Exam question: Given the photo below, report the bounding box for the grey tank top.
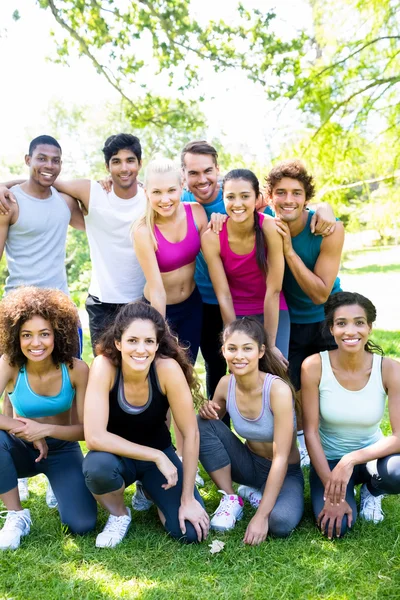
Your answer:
[226,373,296,442]
[5,185,70,295]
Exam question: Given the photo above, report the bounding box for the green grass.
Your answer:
[341,263,400,275]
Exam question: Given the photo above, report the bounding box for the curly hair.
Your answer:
[96,301,205,408]
[0,287,79,368]
[265,159,315,202]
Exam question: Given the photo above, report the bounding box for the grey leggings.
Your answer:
[198,417,304,537]
[310,455,400,537]
[0,431,97,534]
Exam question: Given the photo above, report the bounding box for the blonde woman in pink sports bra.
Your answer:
[133,157,208,365]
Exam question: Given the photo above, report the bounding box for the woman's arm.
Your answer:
[243,379,294,545]
[133,224,167,317]
[262,217,284,351]
[201,229,236,326]
[0,357,25,432]
[301,354,333,486]
[198,376,228,420]
[159,358,209,540]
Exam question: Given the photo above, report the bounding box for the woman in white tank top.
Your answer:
[302,292,400,539]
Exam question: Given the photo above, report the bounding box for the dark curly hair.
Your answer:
[0,287,79,368]
[324,291,383,355]
[265,159,315,202]
[96,301,204,408]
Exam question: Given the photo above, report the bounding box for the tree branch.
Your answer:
[316,170,400,200]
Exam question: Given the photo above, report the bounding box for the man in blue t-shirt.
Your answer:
[266,159,345,390]
[180,141,226,399]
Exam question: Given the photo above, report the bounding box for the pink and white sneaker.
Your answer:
[210,490,244,532]
[237,485,263,509]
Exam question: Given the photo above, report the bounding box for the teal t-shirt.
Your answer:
[282,211,341,324]
[181,187,226,304]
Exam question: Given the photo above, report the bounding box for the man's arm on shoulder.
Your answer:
[53,179,91,211]
[60,193,86,231]
[285,222,344,305]
[0,211,13,260]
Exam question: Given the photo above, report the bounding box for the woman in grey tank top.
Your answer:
[198,317,303,544]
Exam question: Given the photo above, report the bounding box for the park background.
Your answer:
[0,0,399,598]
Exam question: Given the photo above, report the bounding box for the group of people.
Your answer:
[0,133,398,551]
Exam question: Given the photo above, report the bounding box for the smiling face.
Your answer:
[223,178,257,223]
[270,177,307,223]
[222,330,264,376]
[115,319,159,372]
[145,170,182,218]
[25,144,62,189]
[106,148,141,191]
[19,315,55,362]
[330,304,372,352]
[182,153,219,204]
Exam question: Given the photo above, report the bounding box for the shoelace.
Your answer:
[103,514,129,534]
[363,494,384,514]
[213,490,239,516]
[0,510,31,530]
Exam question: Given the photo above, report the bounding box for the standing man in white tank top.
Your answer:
[50,134,146,349]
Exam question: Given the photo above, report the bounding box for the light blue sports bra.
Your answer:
[9,363,75,418]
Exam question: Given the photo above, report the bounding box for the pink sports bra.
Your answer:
[154,204,201,273]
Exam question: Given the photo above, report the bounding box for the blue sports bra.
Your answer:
[8,363,75,418]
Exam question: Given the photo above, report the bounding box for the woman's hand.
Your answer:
[198,400,220,420]
[318,499,353,539]
[10,418,49,442]
[98,177,113,193]
[271,346,289,369]
[324,456,354,505]
[310,207,336,237]
[208,212,227,234]
[179,498,210,541]
[33,438,48,463]
[155,453,178,490]
[243,513,269,546]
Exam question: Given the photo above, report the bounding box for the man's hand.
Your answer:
[207,212,227,234]
[274,217,294,256]
[0,186,17,215]
[179,498,210,541]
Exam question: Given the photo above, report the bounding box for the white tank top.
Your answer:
[85,181,146,303]
[319,351,386,460]
[5,185,70,295]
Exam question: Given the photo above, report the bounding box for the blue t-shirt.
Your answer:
[181,187,225,304]
[282,211,341,324]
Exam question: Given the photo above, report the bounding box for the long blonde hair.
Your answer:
[132,157,182,250]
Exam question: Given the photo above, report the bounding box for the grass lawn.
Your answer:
[1,330,400,599]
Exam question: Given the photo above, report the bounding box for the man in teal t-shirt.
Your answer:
[266,159,345,391]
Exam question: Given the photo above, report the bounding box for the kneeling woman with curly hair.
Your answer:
[0,287,97,551]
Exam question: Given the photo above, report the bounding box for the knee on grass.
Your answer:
[62,511,97,535]
[269,513,299,538]
[166,520,201,544]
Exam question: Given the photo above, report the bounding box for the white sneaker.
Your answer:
[95,508,132,548]
[0,509,31,550]
[210,491,244,532]
[46,482,58,509]
[237,485,263,509]
[17,478,29,502]
[131,482,153,511]
[299,447,310,468]
[359,484,384,523]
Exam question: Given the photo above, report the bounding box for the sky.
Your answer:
[0,0,311,176]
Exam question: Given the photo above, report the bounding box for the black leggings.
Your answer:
[310,454,400,536]
[0,432,97,534]
[83,445,205,544]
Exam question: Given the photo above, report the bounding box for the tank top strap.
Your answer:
[226,374,236,413]
[219,219,230,257]
[262,373,278,415]
[370,353,386,395]
[319,350,334,382]
[60,362,73,395]
[184,203,197,234]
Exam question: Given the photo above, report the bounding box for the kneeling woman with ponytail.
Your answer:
[83,302,209,548]
[198,318,303,544]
